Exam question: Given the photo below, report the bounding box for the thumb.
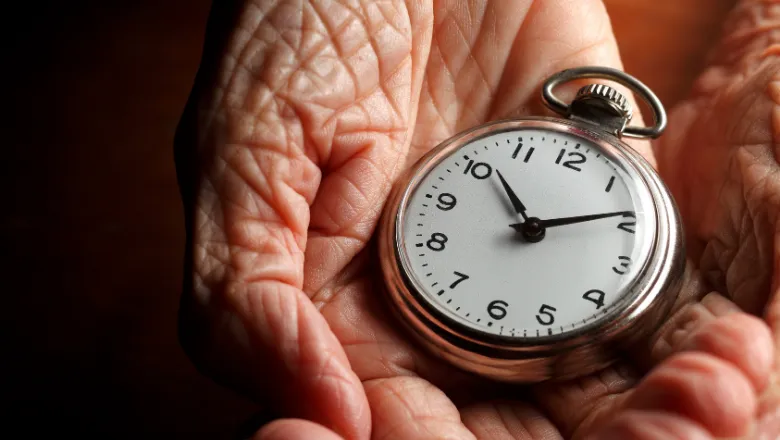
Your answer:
[254,420,345,440]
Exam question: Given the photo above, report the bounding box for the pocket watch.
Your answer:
[378,67,684,382]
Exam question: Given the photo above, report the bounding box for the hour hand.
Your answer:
[495,170,529,222]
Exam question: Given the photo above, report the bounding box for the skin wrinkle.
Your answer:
[408,1,532,164]
[353,2,405,121]
[204,1,269,136]
[229,4,287,113]
[367,378,471,440]
[446,5,494,122]
[532,367,635,439]
[697,79,778,312]
[214,0,416,298]
[481,0,535,120]
[305,3,368,118]
[650,294,737,362]
[317,276,420,380]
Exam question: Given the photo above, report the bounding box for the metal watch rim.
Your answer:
[378,117,683,381]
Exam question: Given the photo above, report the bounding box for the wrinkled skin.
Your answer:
[174,1,780,439]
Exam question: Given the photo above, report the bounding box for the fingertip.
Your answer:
[682,312,774,391]
[254,419,345,440]
[246,287,371,440]
[626,352,756,437]
[591,411,712,440]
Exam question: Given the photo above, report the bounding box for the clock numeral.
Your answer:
[436,193,457,211]
[535,304,557,326]
[426,232,448,251]
[617,213,636,234]
[605,176,616,192]
[582,289,606,309]
[613,256,631,274]
[463,159,493,179]
[554,148,586,172]
[512,143,535,162]
[449,271,469,289]
[487,300,508,320]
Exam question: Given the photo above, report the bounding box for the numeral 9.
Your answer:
[436,193,457,211]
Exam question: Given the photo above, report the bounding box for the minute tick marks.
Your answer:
[401,126,648,342]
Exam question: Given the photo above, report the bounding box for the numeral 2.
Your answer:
[617,213,636,234]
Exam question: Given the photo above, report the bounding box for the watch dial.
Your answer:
[399,127,656,340]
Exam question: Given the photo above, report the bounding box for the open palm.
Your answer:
[175,1,780,439]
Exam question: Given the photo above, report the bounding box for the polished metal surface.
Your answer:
[542,66,667,139]
[378,117,684,383]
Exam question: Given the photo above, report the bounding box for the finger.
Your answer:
[588,411,711,440]
[531,266,712,438]
[623,352,756,438]
[638,290,740,368]
[680,312,774,391]
[460,401,562,440]
[254,419,344,440]
[532,292,770,438]
[364,376,477,440]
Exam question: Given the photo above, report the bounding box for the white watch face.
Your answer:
[398,125,657,341]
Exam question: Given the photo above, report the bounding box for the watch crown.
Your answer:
[574,84,633,121]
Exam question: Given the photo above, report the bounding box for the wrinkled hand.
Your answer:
[174,1,780,439]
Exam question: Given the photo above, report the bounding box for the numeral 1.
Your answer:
[605,176,616,192]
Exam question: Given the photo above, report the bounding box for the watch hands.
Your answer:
[509,211,634,231]
[495,169,529,222]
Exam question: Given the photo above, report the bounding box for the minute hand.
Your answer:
[510,211,634,229]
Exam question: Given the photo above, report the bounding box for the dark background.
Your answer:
[3,0,733,437]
